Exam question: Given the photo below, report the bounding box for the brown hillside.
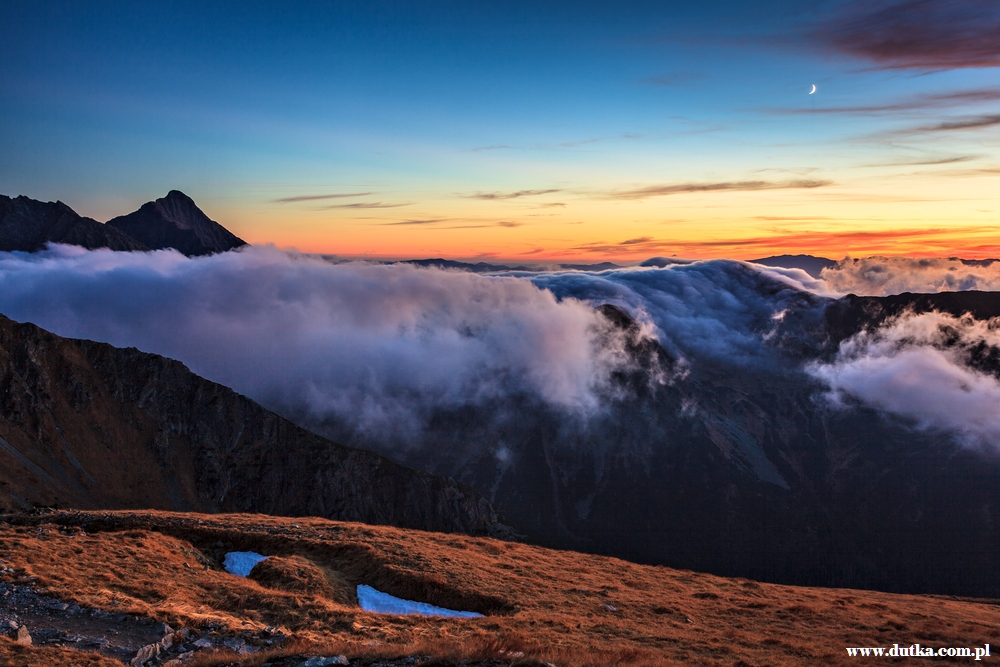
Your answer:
[2,510,998,667]
[0,314,514,539]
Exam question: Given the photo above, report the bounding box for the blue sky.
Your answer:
[2,1,998,259]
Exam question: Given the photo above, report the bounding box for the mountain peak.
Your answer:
[108,191,247,256]
[0,194,147,252]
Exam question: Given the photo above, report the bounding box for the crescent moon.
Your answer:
[809,84,817,94]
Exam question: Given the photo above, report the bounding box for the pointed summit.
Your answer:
[107,190,246,256]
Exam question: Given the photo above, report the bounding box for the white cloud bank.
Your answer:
[2,244,998,450]
[0,245,650,439]
[808,311,1000,448]
[821,256,1000,296]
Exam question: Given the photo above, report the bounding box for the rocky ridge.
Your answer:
[0,191,245,257]
[0,195,147,253]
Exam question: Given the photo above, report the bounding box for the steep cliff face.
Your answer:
[0,196,147,252]
[106,190,246,256]
[0,314,515,539]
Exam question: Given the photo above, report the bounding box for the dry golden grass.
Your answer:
[2,510,999,666]
[0,635,122,666]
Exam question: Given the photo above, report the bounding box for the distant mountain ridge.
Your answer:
[749,254,837,278]
[0,191,245,257]
[0,195,146,253]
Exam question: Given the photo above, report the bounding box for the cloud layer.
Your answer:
[809,311,1000,448]
[821,256,1000,295]
[2,245,998,452]
[820,0,1000,70]
[0,245,644,440]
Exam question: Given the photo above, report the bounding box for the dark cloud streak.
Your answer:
[467,189,561,200]
[319,202,410,210]
[608,179,831,200]
[273,192,373,203]
[819,0,1000,70]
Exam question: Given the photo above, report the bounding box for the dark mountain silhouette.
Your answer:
[0,314,515,539]
[395,258,531,272]
[0,195,147,253]
[749,254,837,278]
[106,190,246,256]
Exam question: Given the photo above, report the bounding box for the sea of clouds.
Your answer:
[0,245,998,449]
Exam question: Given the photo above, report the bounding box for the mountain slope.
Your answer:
[106,190,246,256]
[3,510,999,667]
[0,195,147,252]
[0,314,513,538]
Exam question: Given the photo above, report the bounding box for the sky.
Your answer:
[1,0,998,262]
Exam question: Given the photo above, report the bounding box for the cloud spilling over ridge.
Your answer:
[808,312,1000,448]
[0,246,832,440]
[524,261,831,365]
[821,256,1000,295]
[0,245,646,439]
[819,0,1000,70]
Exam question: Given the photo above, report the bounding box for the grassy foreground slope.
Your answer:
[1,510,998,667]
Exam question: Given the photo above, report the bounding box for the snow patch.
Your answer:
[356,584,483,618]
[223,551,268,577]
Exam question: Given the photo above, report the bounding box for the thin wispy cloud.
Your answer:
[771,88,1000,116]
[273,192,373,203]
[468,134,641,153]
[570,226,993,255]
[441,221,523,229]
[818,0,1000,70]
[319,202,411,210]
[383,219,446,226]
[607,179,831,200]
[467,189,561,200]
[917,115,1000,132]
[862,155,979,167]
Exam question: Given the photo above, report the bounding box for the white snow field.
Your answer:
[223,551,269,577]
[356,584,483,618]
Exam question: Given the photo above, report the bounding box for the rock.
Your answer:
[602,604,617,612]
[130,642,161,666]
[175,627,192,640]
[222,637,246,651]
[15,625,31,645]
[0,619,17,631]
[192,637,214,649]
[155,621,173,635]
[161,632,176,650]
[297,657,349,667]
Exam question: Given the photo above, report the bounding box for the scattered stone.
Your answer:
[602,604,617,612]
[297,657,349,667]
[15,624,31,645]
[130,642,161,666]
[222,636,247,652]
[0,619,17,631]
[192,637,214,649]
